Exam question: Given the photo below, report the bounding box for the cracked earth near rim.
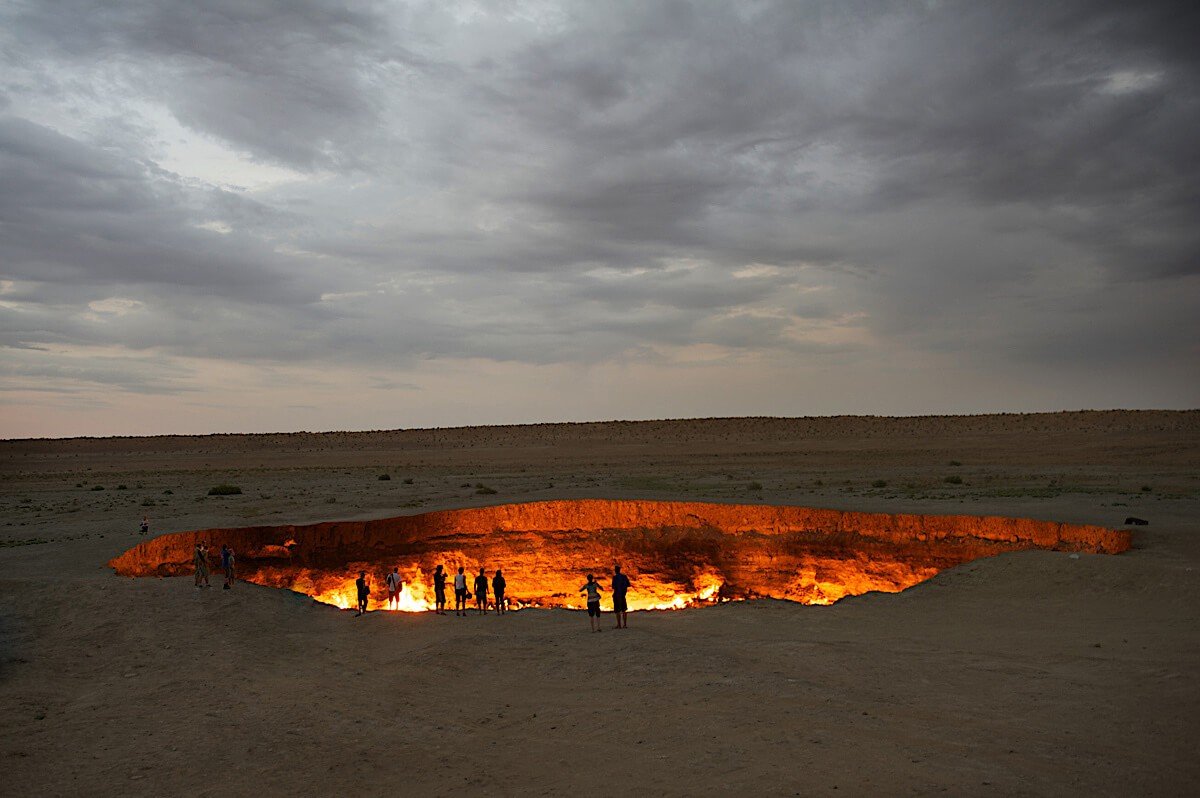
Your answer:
[1,411,1198,796]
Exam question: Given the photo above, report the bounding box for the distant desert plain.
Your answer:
[1,411,1198,796]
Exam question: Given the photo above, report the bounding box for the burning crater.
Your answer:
[110,500,1130,611]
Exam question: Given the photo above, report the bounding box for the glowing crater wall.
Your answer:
[109,500,1131,611]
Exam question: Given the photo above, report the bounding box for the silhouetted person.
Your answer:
[474,567,489,614]
[433,565,447,615]
[194,542,210,588]
[612,565,631,629]
[355,571,369,616]
[221,545,235,589]
[386,566,402,610]
[454,567,469,616]
[580,574,604,632]
[492,569,507,615]
[139,516,149,535]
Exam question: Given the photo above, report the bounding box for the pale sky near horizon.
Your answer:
[2,1,1198,438]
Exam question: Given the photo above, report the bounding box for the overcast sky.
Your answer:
[1,0,1197,437]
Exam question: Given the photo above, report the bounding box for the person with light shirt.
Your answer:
[385,567,402,610]
[453,567,469,616]
[579,574,604,632]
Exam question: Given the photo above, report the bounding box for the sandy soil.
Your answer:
[1,411,1198,796]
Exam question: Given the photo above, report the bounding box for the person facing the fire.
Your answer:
[453,566,469,616]
[385,567,402,610]
[355,571,369,616]
[473,567,489,614]
[580,574,604,632]
[492,569,506,615]
[433,565,447,615]
[612,565,631,629]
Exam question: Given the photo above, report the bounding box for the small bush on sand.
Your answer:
[944,475,963,485]
[746,481,763,492]
[116,484,128,490]
[872,479,888,488]
[91,485,105,491]
[378,473,391,481]
[948,460,962,467]
[1141,485,1152,492]
[207,484,243,496]
[475,485,498,495]
[403,477,414,484]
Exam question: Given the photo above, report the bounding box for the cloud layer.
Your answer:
[2,0,1197,435]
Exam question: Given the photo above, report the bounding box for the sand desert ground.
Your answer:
[1,411,1198,796]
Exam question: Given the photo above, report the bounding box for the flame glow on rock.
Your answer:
[109,500,1131,612]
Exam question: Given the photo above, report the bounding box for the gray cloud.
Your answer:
[0,0,1197,426]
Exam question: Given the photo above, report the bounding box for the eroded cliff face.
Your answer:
[109,499,1131,610]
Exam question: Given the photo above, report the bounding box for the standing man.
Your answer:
[579,574,604,633]
[385,567,403,610]
[139,516,150,535]
[355,571,369,616]
[221,545,236,590]
[492,569,507,615]
[611,565,632,629]
[473,567,489,615]
[453,566,469,616]
[433,565,447,615]
[194,542,210,588]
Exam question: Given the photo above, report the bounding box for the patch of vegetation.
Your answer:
[378,473,391,481]
[141,499,155,507]
[746,481,763,492]
[872,480,888,488]
[91,485,104,491]
[948,460,962,467]
[1,538,50,548]
[325,496,337,503]
[944,475,963,485]
[475,484,498,495]
[162,489,173,495]
[1141,485,1153,492]
[403,477,414,484]
[207,484,243,496]
[116,484,128,490]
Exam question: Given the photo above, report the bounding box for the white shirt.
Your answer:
[386,572,401,590]
[454,573,467,590]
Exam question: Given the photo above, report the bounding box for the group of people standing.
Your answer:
[192,542,237,590]
[351,563,633,629]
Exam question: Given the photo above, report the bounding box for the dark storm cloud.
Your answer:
[0,0,1197,402]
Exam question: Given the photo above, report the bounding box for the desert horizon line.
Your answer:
[3,407,1196,444]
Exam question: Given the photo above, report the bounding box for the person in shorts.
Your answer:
[453,567,469,616]
[385,567,402,610]
[473,567,489,615]
[355,571,369,616]
[611,565,632,629]
[579,574,604,633]
[492,569,506,615]
[433,565,447,615]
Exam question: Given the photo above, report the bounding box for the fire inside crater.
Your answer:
[109,500,1131,611]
